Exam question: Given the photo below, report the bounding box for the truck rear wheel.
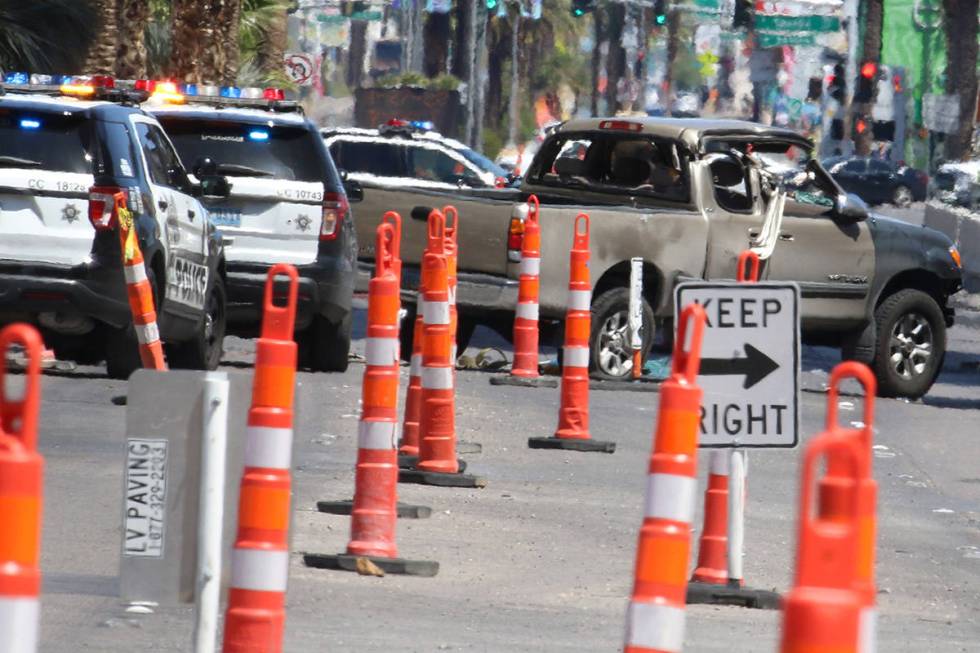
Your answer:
[588,287,655,380]
[870,288,945,399]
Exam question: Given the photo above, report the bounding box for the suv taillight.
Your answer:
[321,191,349,240]
[88,186,123,230]
[507,202,529,262]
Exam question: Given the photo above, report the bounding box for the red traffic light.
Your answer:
[855,118,868,134]
[860,62,878,79]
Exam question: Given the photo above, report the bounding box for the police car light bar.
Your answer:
[135,80,297,112]
[379,118,435,135]
[1,72,147,103]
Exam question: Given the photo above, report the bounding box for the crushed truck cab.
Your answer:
[512,117,960,399]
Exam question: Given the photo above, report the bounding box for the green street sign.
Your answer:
[756,32,817,48]
[754,14,840,32]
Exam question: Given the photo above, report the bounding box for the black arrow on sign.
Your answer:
[699,344,780,389]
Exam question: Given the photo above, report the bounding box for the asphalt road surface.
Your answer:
[22,288,979,652]
[17,191,980,653]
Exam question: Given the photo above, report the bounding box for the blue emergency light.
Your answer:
[248,130,270,142]
[19,119,41,130]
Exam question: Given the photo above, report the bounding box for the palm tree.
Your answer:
[239,0,293,86]
[0,0,98,74]
[82,0,117,74]
[116,0,151,79]
[941,0,979,159]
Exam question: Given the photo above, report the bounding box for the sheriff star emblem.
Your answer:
[296,214,312,232]
[62,204,80,224]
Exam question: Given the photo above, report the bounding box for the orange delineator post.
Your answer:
[691,249,760,586]
[818,362,878,651]
[780,431,865,653]
[222,264,299,653]
[443,205,460,362]
[347,223,401,557]
[416,211,457,474]
[624,304,706,653]
[512,195,541,378]
[529,213,615,453]
[116,192,167,371]
[0,324,44,653]
[399,309,424,458]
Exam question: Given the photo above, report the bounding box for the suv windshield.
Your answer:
[528,132,690,203]
[456,146,507,178]
[157,117,328,183]
[0,108,92,174]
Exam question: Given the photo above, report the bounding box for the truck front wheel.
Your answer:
[870,288,946,399]
[588,287,655,380]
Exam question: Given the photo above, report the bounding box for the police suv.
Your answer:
[146,83,356,371]
[0,74,227,378]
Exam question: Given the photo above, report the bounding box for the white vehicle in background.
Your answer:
[146,82,358,371]
[932,160,980,210]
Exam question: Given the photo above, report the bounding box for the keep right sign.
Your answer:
[675,282,801,448]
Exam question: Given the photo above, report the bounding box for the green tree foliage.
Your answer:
[0,0,98,74]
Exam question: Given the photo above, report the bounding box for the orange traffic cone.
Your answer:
[512,195,542,377]
[443,205,460,363]
[691,451,731,584]
[305,224,439,576]
[819,362,878,652]
[780,431,865,653]
[490,195,557,389]
[0,324,44,653]
[624,304,706,653]
[222,264,299,653]
[528,213,615,453]
[399,211,485,488]
[737,249,760,283]
[112,191,166,371]
[399,310,424,459]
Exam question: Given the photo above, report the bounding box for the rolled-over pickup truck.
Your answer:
[503,117,961,398]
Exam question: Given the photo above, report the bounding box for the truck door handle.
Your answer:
[157,200,168,210]
[748,229,760,238]
[411,205,434,221]
[779,232,794,241]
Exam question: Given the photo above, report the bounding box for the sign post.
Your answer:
[676,279,800,608]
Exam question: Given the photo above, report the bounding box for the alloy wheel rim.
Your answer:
[597,309,634,377]
[888,312,932,380]
[895,186,912,206]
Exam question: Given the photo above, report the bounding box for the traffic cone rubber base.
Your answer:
[686,581,781,610]
[589,378,661,392]
[527,436,616,453]
[489,375,559,389]
[303,552,439,577]
[398,455,468,471]
[316,500,432,519]
[398,468,487,488]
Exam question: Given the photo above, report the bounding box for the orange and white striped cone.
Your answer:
[690,451,731,585]
[399,211,485,489]
[818,362,878,652]
[316,222,431,521]
[305,225,439,576]
[221,264,299,653]
[490,195,558,390]
[624,304,706,653]
[512,195,540,377]
[780,431,865,653]
[0,324,44,653]
[116,192,166,371]
[398,309,424,461]
[443,205,460,364]
[528,214,615,453]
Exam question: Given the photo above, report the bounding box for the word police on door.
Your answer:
[675,282,801,448]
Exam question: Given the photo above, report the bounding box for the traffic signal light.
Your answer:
[571,0,596,17]
[654,0,667,25]
[854,62,877,103]
[827,63,845,104]
[733,0,752,28]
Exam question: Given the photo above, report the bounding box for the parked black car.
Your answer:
[822,156,929,207]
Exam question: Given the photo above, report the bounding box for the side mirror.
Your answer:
[193,156,218,178]
[344,179,363,203]
[834,192,869,221]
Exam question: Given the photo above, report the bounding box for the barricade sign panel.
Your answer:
[119,370,251,605]
[675,282,800,448]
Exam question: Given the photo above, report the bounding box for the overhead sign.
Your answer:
[675,282,800,448]
[923,94,961,134]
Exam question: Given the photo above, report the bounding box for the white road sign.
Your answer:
[675,282,800,448]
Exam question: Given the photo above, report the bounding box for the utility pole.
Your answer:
[664,7,680,117]
[472,3,488,149]
[507,3,521,147]
[464,0,478,146]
